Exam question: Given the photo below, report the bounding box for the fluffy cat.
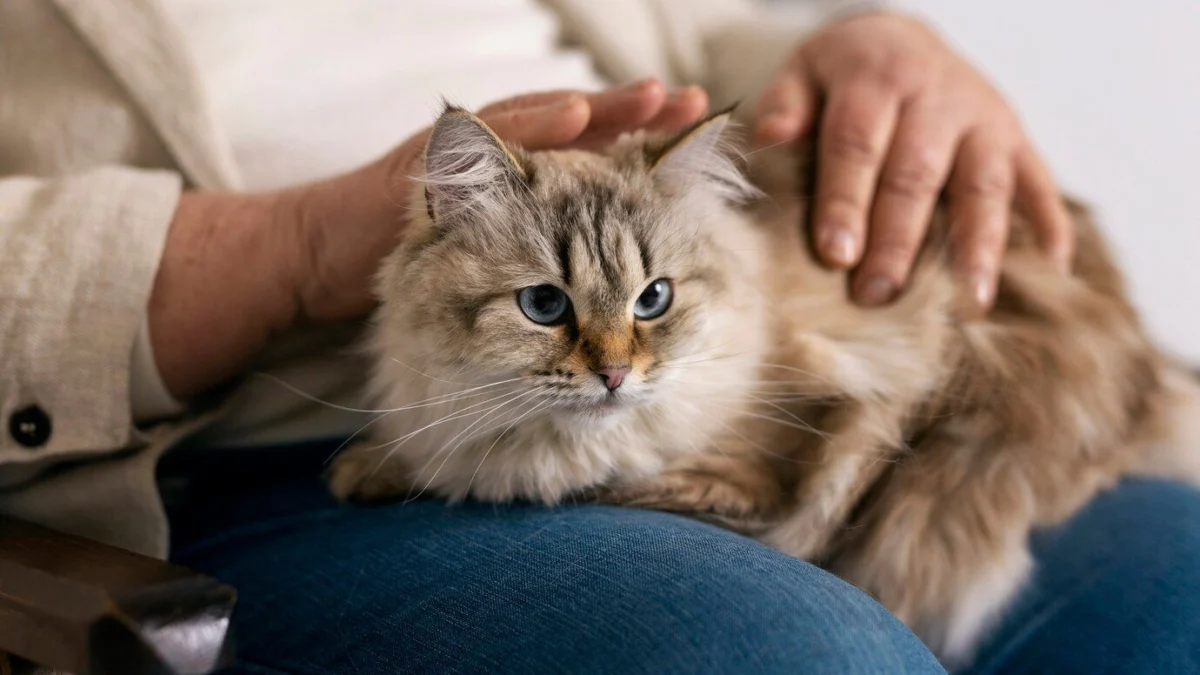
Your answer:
[328,105,1200,666]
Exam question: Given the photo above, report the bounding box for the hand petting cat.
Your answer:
[755,11,1075,309]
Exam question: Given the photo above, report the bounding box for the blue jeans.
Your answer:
[168,446,1200,674]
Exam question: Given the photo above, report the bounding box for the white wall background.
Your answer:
[900,1,1200,361]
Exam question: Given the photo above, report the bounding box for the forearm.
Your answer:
[148,190,303,399]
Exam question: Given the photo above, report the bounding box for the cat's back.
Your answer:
[743,141,1166,452]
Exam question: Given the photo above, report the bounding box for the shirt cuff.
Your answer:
[130,313,185,424]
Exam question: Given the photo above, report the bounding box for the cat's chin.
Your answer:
[557,393,643,424]
[564,399,624,417]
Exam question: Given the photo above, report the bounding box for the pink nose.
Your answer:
[596,365,631,391]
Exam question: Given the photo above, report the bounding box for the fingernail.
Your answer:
[970,271,995,308]
[856,276,897,307]
[819,228,857,267]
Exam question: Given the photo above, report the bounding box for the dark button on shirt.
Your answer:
[9,405,52,448]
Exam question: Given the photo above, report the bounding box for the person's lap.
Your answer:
[169,445,1200,675]
[964,476,1200,674]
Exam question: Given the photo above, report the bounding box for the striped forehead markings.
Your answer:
[548,181,652,291]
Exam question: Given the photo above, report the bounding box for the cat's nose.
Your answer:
[595,365,631,391]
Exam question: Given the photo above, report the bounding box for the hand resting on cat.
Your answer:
[327,107,1200,667]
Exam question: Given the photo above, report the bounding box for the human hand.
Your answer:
[755,12,1073,308]
[289,80,709,323]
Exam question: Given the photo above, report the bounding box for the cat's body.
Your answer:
[329,108,1200,666]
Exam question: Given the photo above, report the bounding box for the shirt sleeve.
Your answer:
[130,313,186,423]
[0,167,182,464]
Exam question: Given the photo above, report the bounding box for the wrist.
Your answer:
[205,189,304,335]
[149,190,303,398]
[284,154,409,323]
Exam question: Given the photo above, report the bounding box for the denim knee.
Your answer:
[461,505,945,675]
[187,499,944,675]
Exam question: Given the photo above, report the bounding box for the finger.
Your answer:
[569,85,706,151]
[475,79,654,114]
[852,100,962,306]
[476,78,667,148]
[1014,145,1074,272]
[571,78,669,147]
[754,63,816,144]
[484,96,592,150]
[945,130,1017,309]
[643,86,709,133]
[476,89,580,116]
[812,83,902,273]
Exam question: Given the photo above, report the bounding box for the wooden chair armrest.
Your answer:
[0,515,236,675]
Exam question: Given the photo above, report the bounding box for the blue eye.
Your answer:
[634,279,673,320]
[518,285,571,325]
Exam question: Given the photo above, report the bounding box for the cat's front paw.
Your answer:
[326,443,416,504]
[606,467,777,533]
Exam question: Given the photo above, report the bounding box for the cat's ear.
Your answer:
[647,108,759,203]
[422,106,529,223]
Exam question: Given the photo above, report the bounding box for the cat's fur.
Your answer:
[328,106,1200,666]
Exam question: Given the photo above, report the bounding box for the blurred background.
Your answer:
[900,1,1200,362]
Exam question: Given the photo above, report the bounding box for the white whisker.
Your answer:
[464,397,553,498]
[342,387,533,486]
[257,371,526,414]
[324,410,393,465]
[405,387,547,502]
[360,387,527,454]
[389,357,512,387]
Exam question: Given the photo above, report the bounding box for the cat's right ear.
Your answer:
[422,107,529,224]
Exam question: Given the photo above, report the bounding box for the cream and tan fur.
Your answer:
[328,107,1200,666]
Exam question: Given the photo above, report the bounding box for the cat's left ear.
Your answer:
[648,108,759,203]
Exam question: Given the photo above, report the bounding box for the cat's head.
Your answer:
[371,106,763,423]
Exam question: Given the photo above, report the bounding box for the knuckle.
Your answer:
[857,54,932,95]
[497,107,534,127]
[817,196,866,229]
[484,92,540,114]
[871,62,918,93]
[985,113,1024,145]
[857,65,900,93]
[824,125,884,166]
[959,164,1014,201]
[881,154,944,200]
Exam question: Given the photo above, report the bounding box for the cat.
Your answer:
[327,104,1200,666]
